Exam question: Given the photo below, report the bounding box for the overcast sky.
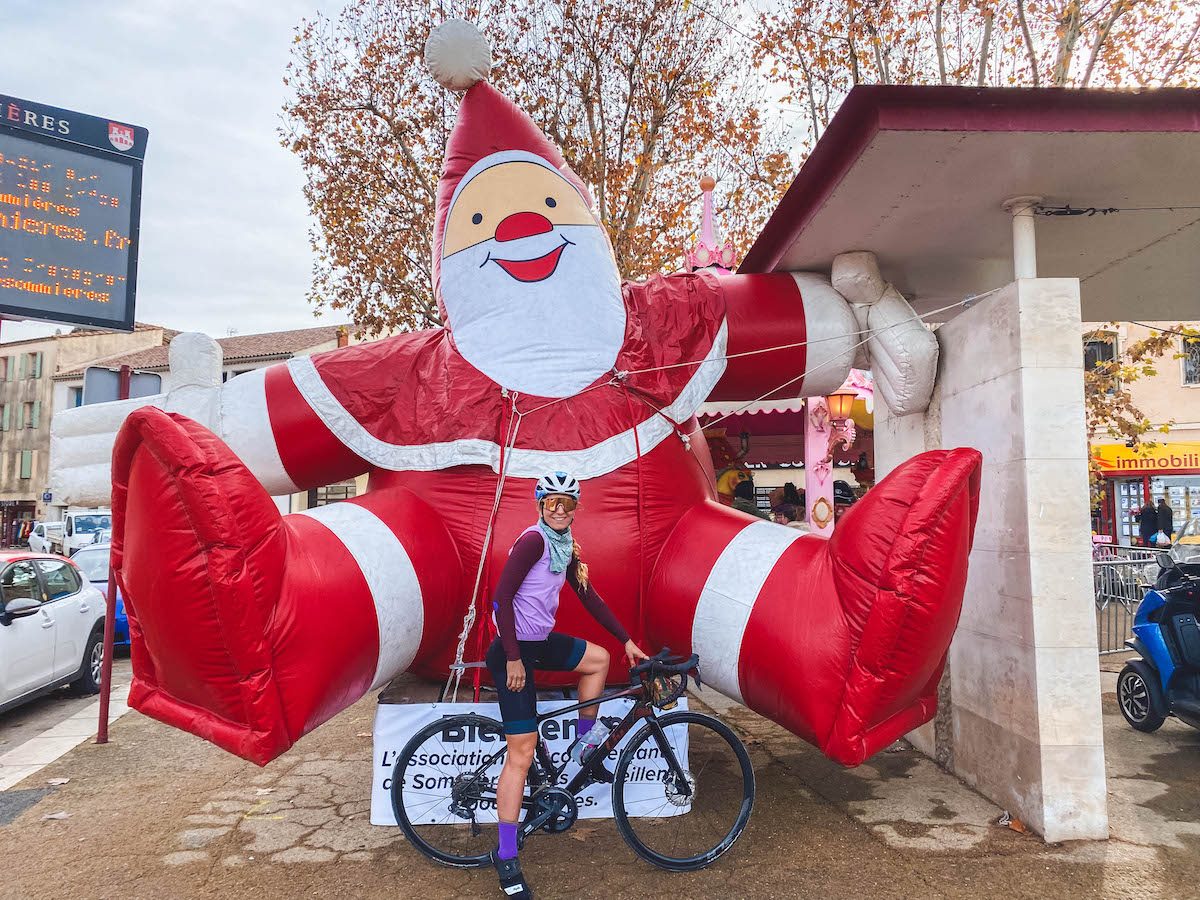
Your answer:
[2,0,345,343]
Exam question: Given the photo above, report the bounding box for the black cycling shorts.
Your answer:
[485,632,587,735]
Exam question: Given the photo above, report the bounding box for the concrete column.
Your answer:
[875,278,1108,842]
[1003,196,1042,280]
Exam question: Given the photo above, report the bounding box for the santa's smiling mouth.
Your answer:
[484,237,572,283]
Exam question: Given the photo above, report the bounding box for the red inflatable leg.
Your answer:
[112,408,462,765]
[645,448,982,766]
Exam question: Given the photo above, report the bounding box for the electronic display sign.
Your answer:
[0,94,147,331]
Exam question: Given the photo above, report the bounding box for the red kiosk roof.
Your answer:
[742,86,1200,322]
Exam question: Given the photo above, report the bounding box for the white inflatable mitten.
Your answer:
[831,251,938,417]
[424,19,492,90]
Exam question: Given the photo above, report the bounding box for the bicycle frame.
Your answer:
[448,683,695,839]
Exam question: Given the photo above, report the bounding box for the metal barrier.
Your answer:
[1093,547,1158,654]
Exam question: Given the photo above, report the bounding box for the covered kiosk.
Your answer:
[740,85,1200,841]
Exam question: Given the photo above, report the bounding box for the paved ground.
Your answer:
[0,656,132,791]
[0,657,131,752]
[2,670,1199,900]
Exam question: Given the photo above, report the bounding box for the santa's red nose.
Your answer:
[495,211,553,243]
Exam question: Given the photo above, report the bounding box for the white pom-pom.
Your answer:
[424,19,491,90]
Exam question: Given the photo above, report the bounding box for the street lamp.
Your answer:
[827,390,856,422]
[822,392,858,465]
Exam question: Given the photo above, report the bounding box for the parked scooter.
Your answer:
[1118,553,1200,732]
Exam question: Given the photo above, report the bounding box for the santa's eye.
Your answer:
[471,212,483,225]
[545,197,556,208]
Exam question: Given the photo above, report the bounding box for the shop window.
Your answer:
[1184,338,1200,387]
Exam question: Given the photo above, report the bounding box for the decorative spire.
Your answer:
[685,176,737,272]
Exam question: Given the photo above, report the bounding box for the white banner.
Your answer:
[370,698,688,826]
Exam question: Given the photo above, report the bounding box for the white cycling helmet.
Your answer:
[535,471,581,501]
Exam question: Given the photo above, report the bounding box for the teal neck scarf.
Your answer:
[537,520,574,574]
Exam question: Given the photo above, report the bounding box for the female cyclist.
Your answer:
[484,471,648,900]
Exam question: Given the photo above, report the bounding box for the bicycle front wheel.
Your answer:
[391,713,506,868]
[612,710,754,871]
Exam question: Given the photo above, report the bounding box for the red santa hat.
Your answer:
[424,20,595,308]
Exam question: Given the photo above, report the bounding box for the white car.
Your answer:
[27,522,64,554]
[0,551,106,714]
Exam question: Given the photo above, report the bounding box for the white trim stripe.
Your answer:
[219,368,300,497]
[298,503,425,690]
[286,320,728,481]
[789,272,856,397]
[691,520,803,703]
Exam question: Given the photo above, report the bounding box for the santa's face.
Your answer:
[439,151,626,398]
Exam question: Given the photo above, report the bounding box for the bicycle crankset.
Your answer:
[532,787,578,833]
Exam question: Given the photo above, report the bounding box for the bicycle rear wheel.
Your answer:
[612,710,754,871]
[391,713,506,868]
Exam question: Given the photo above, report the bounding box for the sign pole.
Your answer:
[96,364,131,745]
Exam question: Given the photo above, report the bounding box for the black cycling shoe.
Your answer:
[491,850,534,899]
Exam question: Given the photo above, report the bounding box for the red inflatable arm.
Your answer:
[708,272,859,402]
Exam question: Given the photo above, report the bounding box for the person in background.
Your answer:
[772,503,810,532]
[733,479,769,520]
[782,482,803,506]
[1139,501,1159,548]
[1158,497,1175,544]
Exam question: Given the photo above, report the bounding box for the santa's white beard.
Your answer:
[439,224,627,398]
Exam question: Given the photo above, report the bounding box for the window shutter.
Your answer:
[18,355,27,379]
[19,450,32,479]
[33,352,43,379]
[0,357,7,381]
[1,404,7,432]
[32,401,41,429]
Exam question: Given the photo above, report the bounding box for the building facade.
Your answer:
[0,324,174,541]
[1088,320,1200,543]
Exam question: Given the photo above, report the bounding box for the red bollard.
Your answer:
[96,364,130,745]
[95,567,117,744]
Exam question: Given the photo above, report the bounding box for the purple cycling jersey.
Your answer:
[493,525,629,661]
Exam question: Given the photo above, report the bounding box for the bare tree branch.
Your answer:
[1082,1,1129,88]
[1016,0,1040,86]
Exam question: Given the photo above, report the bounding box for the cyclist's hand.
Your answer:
[506,660,526,691]
[624,640,650,669]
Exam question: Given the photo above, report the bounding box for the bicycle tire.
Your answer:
[391,712,505,868]
[612,710,754,871]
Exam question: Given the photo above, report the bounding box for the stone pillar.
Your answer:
[875,278,1108,842]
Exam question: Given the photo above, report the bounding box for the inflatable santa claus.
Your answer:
[54,20,981,767]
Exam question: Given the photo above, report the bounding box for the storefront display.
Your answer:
[1092,442,1200,543]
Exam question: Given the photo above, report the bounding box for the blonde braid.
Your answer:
[572,539,589,592]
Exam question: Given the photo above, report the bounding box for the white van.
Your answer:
[48,509,112,557]
[28,522,64,554]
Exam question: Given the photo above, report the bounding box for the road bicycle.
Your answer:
[390,649,754,872]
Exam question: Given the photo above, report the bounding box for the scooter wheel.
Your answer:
[1118,663,1167,732]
